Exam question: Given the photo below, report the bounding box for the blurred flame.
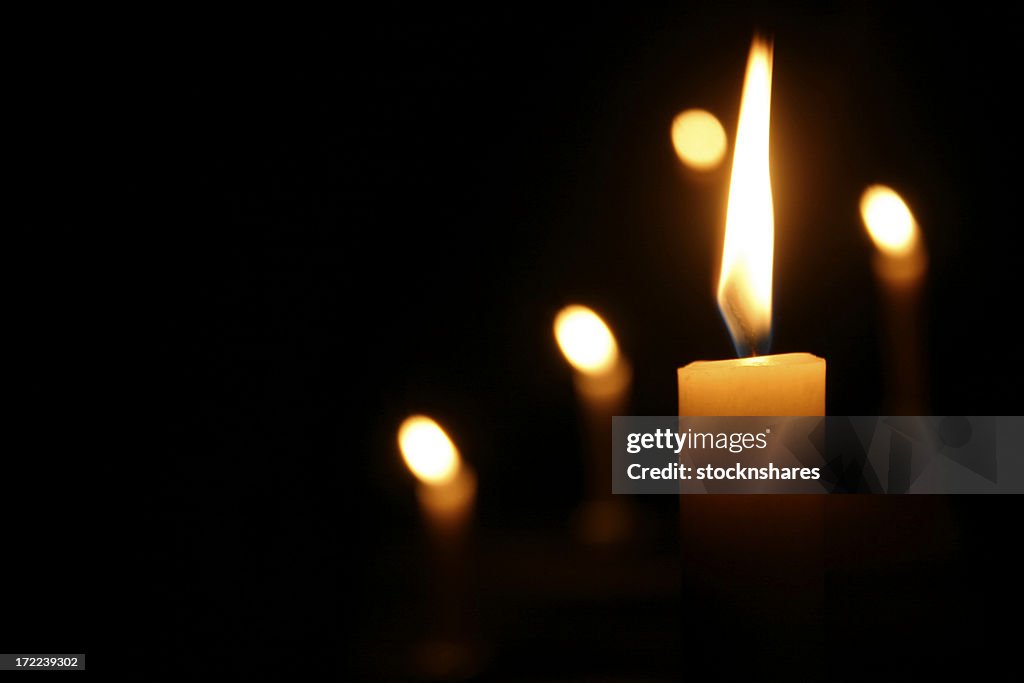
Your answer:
[671,109,728,171]
[398,415,460,485]
[554,305,620,375]
[860,185,919,258]
[718,36,774,357]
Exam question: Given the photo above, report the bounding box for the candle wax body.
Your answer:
[873,251,928,415]
[413,467,480,679]
[575,358,631,499]
[678,352,824,416]
[678,351,825,672]
[416,466,477,537]
[572,359,633,544]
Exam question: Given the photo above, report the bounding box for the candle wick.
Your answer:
[725,289,761,357]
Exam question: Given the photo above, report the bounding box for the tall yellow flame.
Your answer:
[717,37,774,357]
[398,415,461,485]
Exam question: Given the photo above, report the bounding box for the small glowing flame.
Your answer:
[398,415,460,486]
[718,36,775,357]
[860,185,919,257]
[554,305,620,375]
[671,109,728,171]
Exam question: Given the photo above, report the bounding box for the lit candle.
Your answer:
[677,36,825,415]
[676,36,824,669]
[397,415,480,680]
[860,184,928,414]
[671,108,728,173]
[399,415,477,535]
[842,186,950,572]
[553,304,634,544]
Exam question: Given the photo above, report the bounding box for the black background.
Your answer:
[7,3,1023,677]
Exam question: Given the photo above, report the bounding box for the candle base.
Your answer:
[680,494,825,674]
[410,637,486,682]
[570,498,637,546]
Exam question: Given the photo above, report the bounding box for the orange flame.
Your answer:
[860,185,919,258]
[553,305,620,375]
[397,415,461,485]
[671,109,728,171]
[718,36,774,357]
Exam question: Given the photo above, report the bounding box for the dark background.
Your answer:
[8,2,1022,678]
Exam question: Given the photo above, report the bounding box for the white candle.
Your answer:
[397,415,479,680]
[677,35,826,417]
[860,184,928,414]
[554,304,634,543]
[848,186,950,571]
[676,36,824,667]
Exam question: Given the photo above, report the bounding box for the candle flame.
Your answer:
[860,185,919,257]
[718,36,774,357]
[398,415,461,486]
[671,109,728,171]
[554,305,620,375]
